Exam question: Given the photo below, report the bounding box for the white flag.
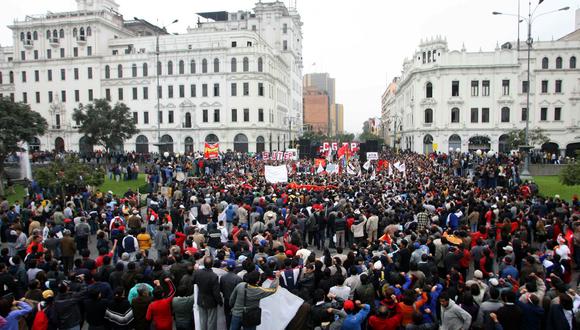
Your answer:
[317,163,324,174]
[265,165,288,183]
[388,164,393,176]
[347,163,357,175]
[363,160,371,171]
[397,162,406,173]
[370,170,376,180]
[326,163,339,174]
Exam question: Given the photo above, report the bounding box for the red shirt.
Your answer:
[146,281,175,330]
[26,242,43,254]
[368,313,402,330]
[95,252,113,268]
[174,232,186,250]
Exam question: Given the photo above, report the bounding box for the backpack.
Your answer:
[123,236,136,253]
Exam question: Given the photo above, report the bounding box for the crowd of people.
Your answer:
[0,148,579,330]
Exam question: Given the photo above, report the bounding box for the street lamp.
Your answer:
[493,3,568,179]
[284,116,297,149]
[134,17,178,153]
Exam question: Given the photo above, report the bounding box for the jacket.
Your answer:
[53,291,84,329]
[229,281,278,317]
[192,268,223,308]
[440,299,472,330]
[171,295,195,325]
[220,271,243,307]
[131,295,152,330]
[60,236,76,257]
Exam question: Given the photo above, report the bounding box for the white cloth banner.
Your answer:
[362,160,371,171]
[258,287,304,330]
[326,163,339,174]
[265,165,288,183]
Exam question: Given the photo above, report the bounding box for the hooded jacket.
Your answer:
[440,299,472,330]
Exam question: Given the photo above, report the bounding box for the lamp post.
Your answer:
[493,3,569,179]
[285,116,296,149]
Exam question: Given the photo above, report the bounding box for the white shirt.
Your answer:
[329,285,351,301]
[556,244,571,260]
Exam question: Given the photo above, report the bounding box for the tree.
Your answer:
[34,155,105,198]
[506,128,550,150]
[73,99,138,152]
[560,162,580,186]
[358,131,382,143]
[0,98,47,196]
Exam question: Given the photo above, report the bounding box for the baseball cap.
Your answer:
[42,290,54,299]
[503,245,513,252]
[343,300,355,311]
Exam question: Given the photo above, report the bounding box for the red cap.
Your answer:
[343,300,355,311]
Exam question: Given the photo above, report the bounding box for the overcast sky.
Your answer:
[1,0,578,133]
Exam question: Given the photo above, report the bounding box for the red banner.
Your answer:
[204,142,219,159]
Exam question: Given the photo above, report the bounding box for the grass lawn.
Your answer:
[533,175,579,202]
[4,173,148,205]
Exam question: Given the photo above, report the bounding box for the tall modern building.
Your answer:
[303,72,342,136]
[0,0,303,154]
[383,11,580,156]
[333,103,344,135]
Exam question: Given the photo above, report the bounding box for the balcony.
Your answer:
[51,125,61,130]
[23,39,33,49]
[76,35,86,44]
[49,38,60,47]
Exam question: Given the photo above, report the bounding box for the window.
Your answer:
[88,89,93,101]
[158,111,163,124]
[133,112,138,124]
[116,64,123,78]
[424,108,433,123]
[202,59,208,73]
[522,80,529,93]
[167,61,173,75]
[482,108,490,123]
[258,83,264,96]
[541,80,548,93]
[168,85,173,98]
[34,50,38,60]
[22,92,27,103]
[243,82,249,96]
[20,51,25,61]
[202,84,208,97]
[570,56,577,69]
[190,60,196,74]
[555,80,562,93]
[87,46,92,56]
[143,87,148,100]
[212,83,219,97]
[556,57,563,69]
[451,81,459,96]
[86,27,91,36]
[74,68,79,80]
[202,109,208,122]
[258,57,263,72]
[132,64,137,77]
[61,90,66,102]
[243,57,249,72]
[105,65,110,79]
[21,71,26,83]
[178,60,184,75]
[501,107,510,122]
[554,107,562,121]
[46,49,51,59]
[540,107,548,121]
[61,69,66,80]
[283,40,288,50]
[157,86,162,99]
[33,31,38,40]
[35,92,40,103]
[48,91,53,103]
[118,88,123,100]
[105,89,111,101]
[132,87,138,100]
[258,109,264,122]
[283,23,288,34]
[542,57,549,69]
[179,85,185,98]
[87,67,93,79]
[144,111,149,124]
[185,113,192,128]
[482,80,490,96]
[451,107,460,123]
[241,108,248,122]
[471,81,479,96]
[59,29,64,38]
[73,47,78,57]
[168,110,174,124]
[502,80,510,96]
[190,84,196,97]
[47,69,52,81]
[231,109,238,122]
[55,114,60,128]
[213,58,219,72]
[231,83,237,96]
[521,108,528,121]
[157,61,162,75]
[214,109,220,122]
[231,58,237,72]
[142,63,148,77]
[74,90,80,102]
[232,41,237,48]
[73,28,77,38]
[470,108,478,123]
[60,48,65,58]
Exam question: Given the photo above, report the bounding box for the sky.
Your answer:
[1,0,578,134]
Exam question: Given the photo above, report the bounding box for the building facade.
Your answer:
[303,72,341,136]
[333,103,344,135]
[385,16,580,157]
[380,77,398,145]
[0,0,303,154]
[302,87,329,134]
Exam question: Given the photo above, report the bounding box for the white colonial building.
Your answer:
[383,13,580,157]
[0,0,303,154]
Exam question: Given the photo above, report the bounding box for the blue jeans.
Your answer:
[230,315,256,330]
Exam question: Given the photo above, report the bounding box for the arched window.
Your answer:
[451,107,460,123]
[184,137,194,153]
[26,32,31,40]
[178,60,184,74]
[570,56,577,69]
[256,136,265,153]
[86,27,92,36]
[556,57,563,69]
[20,32,24,41]
[52,30,58,39]
[59,29,64,38]
[73,28,78,38]
[132,64,137,77]
[135,135,149,154]
[190,60,196,74]
[202,59,208,73]
[160,135,174,153]
[231,57,237,72]
[233,133,248,153]
[33,31,38,40]
[157,61,162,75]
[542,57,549,69]
[424,134,434,154]
[426,82,433,98]
[205,134,219,143]
[46,30,51,39]
[79,27,85,36]
[501,107,510,123]
[243,57,249,72]
[424,108,433,123]
[213,58,220,73]
[117,64,123,78]
[9,71,14,84]
[167,61,173,75]
[105,65,110,79]
[185,112,192,128]
[258,57,263,72]
[142,63,148,77]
